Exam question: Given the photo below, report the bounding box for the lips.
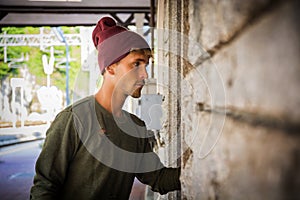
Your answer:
[135,81,145,88]
[135,84,144,88]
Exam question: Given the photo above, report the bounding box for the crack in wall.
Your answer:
[197,102,300,135]
[207,0,284,57]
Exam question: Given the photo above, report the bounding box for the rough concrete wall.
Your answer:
[156,0,185,199]
[157,0,300,199]
[181,0,300,199]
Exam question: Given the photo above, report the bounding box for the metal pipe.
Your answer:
[150,0,155,78]
[53,27,70,106]
[65,42,70,105]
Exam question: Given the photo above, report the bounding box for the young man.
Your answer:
[30,17,180,200]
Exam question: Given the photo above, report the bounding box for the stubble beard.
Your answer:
[131,87,142,98]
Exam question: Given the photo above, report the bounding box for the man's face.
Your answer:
[114,51,149,98]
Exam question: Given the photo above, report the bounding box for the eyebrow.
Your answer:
[134,58,149,65]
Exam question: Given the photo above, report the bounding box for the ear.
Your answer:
[106,64,116,75]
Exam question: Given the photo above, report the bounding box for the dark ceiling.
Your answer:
[0,0,153,27]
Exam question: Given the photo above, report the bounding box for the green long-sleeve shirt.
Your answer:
[30,96,180,200]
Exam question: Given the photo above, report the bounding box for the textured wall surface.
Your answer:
[156,0,300,199]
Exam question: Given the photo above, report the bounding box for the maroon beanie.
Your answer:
[92,17,150,74]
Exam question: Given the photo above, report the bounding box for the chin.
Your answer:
[130,88,142,98]
[131,92,141,98]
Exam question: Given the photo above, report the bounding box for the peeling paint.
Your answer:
[182,147,193,169]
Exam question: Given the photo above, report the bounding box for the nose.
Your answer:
[140,65,148,80]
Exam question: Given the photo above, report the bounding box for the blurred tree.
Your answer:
[0,26,81,97]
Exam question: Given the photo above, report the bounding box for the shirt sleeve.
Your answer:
[135,137,181,195]
[136,166,181,195]
[30,110,79,200]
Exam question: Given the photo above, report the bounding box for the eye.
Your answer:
[134,61,140,67]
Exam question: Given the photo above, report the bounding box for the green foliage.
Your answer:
[26,47,45,85]
[60,26,80,34]
[0,61,19,80]
[0,26,82,95]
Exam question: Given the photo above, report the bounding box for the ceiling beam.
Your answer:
[0,12,8,21]
[0,0,155,27]
[0,6,150,14]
